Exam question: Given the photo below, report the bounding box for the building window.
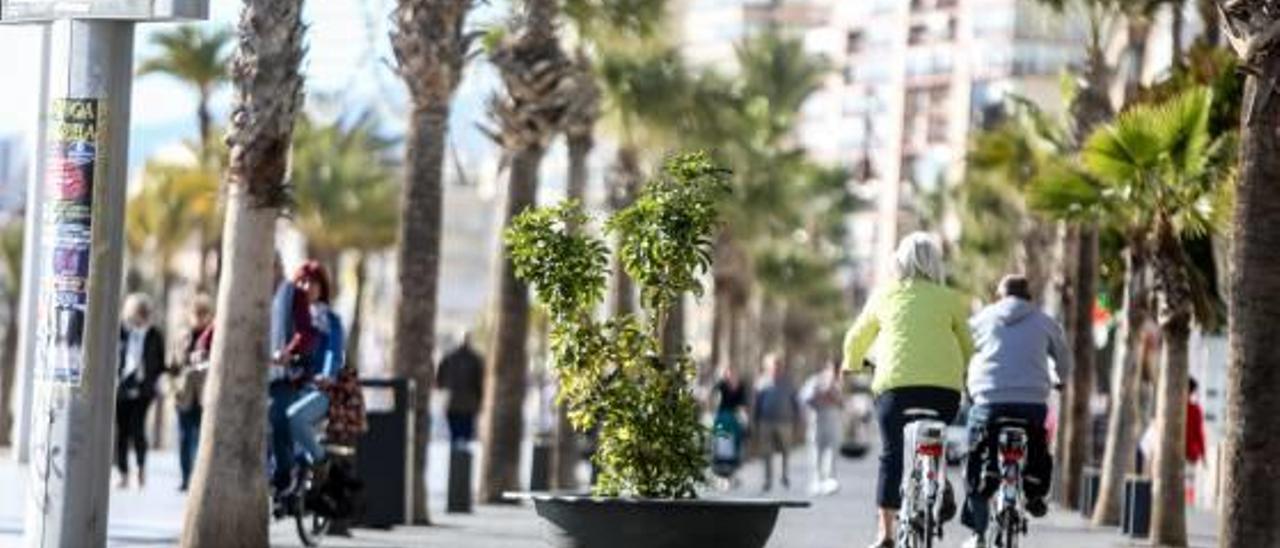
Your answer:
[847,30,865,54]
[947,17,958,39]
[937,0,957,7]
[908,24,927,45]
[927,115,948,143]
[911,0,927,12]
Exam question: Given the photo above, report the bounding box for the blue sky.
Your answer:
[0,0,512,182]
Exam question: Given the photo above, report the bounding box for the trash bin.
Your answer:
[1080,466,1101,517]
[355,378,415,528]
[1122,475,1152,538]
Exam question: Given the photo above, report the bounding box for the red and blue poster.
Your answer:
[36,98,100,386]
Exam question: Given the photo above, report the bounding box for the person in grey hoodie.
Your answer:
[960,275,1072,548]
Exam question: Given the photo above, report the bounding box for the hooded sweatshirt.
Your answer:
[966,297,1073,405]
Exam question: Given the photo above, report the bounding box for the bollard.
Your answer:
[1079,466,1101,517]
[447,447,474,513]
[1122,475,1152,538]
[531,435,552,491]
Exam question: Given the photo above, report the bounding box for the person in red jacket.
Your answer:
[1186,377,1206,466]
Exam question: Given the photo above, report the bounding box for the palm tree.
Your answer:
[1216,4,1280,545]
[388,0,475,521]
[1034,87,1231,545]
[1032,0,1121,508]
[290,113,398,372]
[137,25,233,159]
[479,0,574,503]
[179,0,306,545]
[707,31,827,374]
[0,221,22,447]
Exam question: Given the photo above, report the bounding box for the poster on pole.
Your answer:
[35,97,101,386]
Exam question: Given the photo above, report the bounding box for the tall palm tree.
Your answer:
[1217,3,1280,545]
[290,112,398,372]
[1035,87,1231,545]
[388,0,475,521]
[179,0,306,545]
[1032,0,1121,508]
[0,221,22,447]
[479,0,574,503]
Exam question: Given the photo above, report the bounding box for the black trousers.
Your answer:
[115,396,152,476]
[874,386,961,509]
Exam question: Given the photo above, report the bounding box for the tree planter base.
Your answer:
[506,492,808,548]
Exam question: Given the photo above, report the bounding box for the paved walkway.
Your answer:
[0,442,1219,547]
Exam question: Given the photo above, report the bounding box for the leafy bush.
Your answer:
[506,151,729,498]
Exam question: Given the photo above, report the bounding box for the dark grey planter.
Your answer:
[505,492,809,548]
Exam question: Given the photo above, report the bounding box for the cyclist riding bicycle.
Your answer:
[844,232,975,548]
[269,261,343,495]
[961,275,1073,548]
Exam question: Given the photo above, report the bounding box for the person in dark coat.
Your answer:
[116,293,165,489]
[436,332,485,447]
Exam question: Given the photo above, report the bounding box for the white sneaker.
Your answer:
[961,533,987,548]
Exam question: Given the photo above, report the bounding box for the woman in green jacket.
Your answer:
[844,232,974,548]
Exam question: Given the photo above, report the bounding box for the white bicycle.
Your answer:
[897,409,950,548]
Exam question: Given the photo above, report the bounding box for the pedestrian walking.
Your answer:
[170,293,214,491]
[960,275,1071,548]
[843,232,974,548]
[116,293,165,489]
[711,366,749,483]
[802,360,844,496]
[437,332,485,447]
[753,353,800,492]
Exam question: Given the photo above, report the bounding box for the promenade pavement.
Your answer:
[0,441,1219,547]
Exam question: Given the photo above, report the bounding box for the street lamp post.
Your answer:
[0,2,206,547]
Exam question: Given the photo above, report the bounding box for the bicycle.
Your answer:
[989,421,1029,548]
[897,409,950,548]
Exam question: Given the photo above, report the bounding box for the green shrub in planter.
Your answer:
[506,151,730,499]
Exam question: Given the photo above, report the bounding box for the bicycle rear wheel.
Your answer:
[294,489,332,546]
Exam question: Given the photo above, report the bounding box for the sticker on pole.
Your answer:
[0,0,208,22]
[35,98,100,386]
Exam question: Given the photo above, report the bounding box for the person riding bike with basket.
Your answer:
[961,275,1072,548]
[844,232,975,548]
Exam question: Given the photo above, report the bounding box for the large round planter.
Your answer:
[506,492,809,548]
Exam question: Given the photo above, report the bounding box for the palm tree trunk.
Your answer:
[392,103,449,523]
[346,252,366,371]
[0,296,18,446]
[180,0,305,544]
[1170,1,1185,70]
[1061,225,1098,510]
[197,88,213,165]
[552,133,591,491]
[1151,314,1190,547]
[711,283,725,370]
[1125,20,1152,102]
[662,296,685,361]
[480,145,544,503]
[1221,51,1280,547]
[1053,224,1078,503]
[181,187,281,548]
[152,267,173,450]
[608,147,639,317]
[1195,0,1219,47]
[567,134,590,209]
[1093,245,1148,525]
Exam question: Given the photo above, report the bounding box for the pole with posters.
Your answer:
[0,2,207,547]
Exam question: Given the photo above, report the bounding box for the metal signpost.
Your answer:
[0,2,207,546]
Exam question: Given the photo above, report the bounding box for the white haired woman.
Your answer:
[844,232,974,548]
